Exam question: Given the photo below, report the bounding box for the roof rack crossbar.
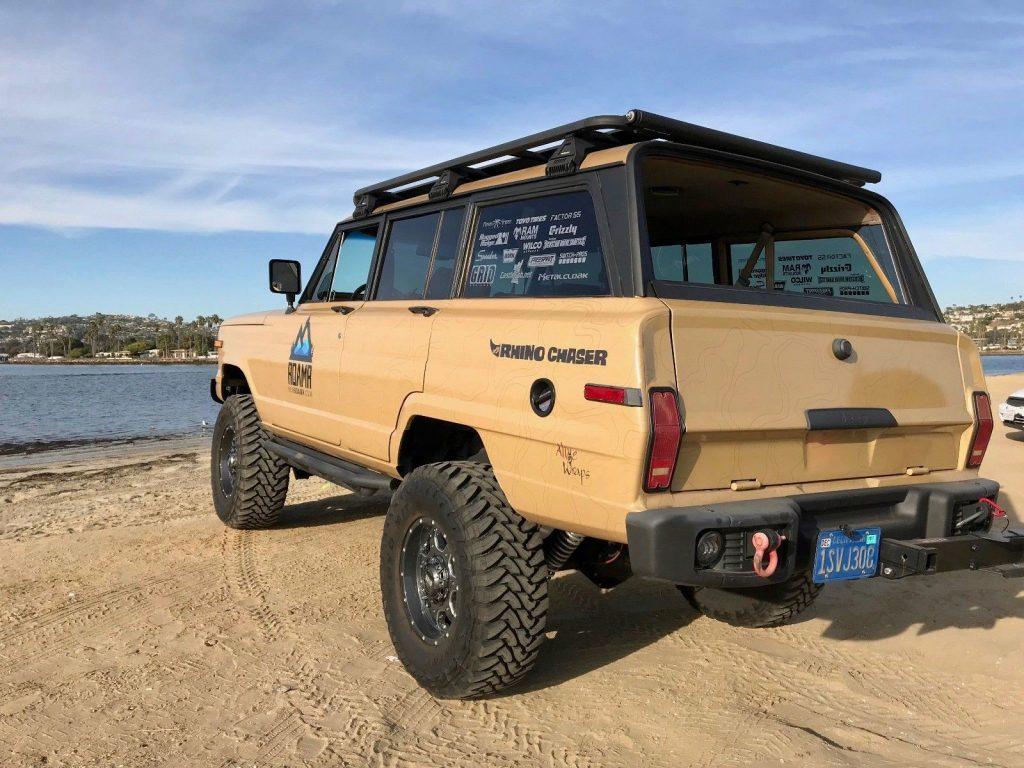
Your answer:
[351,109,881,216]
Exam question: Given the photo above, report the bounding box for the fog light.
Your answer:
[696,530,724,568]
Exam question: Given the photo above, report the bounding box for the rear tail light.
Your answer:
[967,391,993,468]
[645,388,683,491]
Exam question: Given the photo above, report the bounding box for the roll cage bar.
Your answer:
[352,109,882,219]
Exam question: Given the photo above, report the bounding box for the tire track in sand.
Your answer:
[0,562,222,679]
[222,527,631,768]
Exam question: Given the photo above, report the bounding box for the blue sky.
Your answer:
[1,1,1023,320]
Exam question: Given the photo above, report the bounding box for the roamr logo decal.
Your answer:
[489,339,608,366]
[287,319,313,394]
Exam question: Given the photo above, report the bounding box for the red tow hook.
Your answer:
[752,529,786,578]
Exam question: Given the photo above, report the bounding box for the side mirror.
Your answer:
[269,259,302,313]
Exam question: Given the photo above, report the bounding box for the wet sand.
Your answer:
[2,374,1022,767]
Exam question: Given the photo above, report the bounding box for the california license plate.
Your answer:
[813,527,881,583]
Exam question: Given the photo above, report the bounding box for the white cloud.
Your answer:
[907,204,1024,263]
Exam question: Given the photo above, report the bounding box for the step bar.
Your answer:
[264,437,393,494]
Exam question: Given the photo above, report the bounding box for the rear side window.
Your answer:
[729,229,900,302]
[463,191,608,298]
[425,208,465,300]
[652,243,714,284]
[375,207,466,301]
[377,213,440,300]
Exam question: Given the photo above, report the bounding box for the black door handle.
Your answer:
[408,306,439,317]
[331,305,355,314]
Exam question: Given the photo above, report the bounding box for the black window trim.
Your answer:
[298,216,384,306]
[454,181,614,300]
[424,207,469,301]
[298,225,341,305]
[370,202,469,301]
[629,142,943,322]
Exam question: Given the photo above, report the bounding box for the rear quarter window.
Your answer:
[729,229,901,303]
[463,191,608,298]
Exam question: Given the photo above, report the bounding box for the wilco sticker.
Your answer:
[489,339,608,366]
[287,319,314,395]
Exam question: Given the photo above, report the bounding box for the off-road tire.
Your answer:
[678,570,823,628]
[380,461,548,699]
[210,394,289,529]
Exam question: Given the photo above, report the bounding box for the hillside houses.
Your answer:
[944,301,1024,350]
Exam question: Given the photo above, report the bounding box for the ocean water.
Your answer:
[0,364,218,456]
[982,355,1024,377]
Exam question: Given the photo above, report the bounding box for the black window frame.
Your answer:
[455,183,614,300]
[632,142,942,322]
[369,204,469,302]
[297,217,384,306]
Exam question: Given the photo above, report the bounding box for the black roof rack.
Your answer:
[351,109,882,217]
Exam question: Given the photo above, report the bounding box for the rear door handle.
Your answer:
[331,305,355,314]
[408,306,439,317]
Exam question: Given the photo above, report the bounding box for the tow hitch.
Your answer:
[879,526,1024,580]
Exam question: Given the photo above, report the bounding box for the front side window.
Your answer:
[330,226,378,300]
[463,191,608,298]
[307,250,338,302]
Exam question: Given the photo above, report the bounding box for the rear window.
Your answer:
[463,191,608,298]
[643,155,911,308]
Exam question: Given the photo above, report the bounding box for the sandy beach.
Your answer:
[2,374,1022,767]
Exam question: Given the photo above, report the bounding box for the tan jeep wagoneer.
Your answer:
[210,110,1023,698]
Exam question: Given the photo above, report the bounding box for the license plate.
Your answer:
[813,527,881,583]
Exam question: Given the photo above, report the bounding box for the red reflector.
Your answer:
[646,388,682,491]
[584,384,628,404]
[967,391,993,468]
[584,384,642,406]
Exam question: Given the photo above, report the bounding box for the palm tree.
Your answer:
[109,322,122,353]
[85,315,104,356]
[174,316,184,349]
[194,315,207,354]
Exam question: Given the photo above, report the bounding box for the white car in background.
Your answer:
[1000,389,1024,430]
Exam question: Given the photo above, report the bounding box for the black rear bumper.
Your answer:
[626,478,1023,587]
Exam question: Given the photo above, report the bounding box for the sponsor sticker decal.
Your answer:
[469,264,497,286]
[489,339,608,366]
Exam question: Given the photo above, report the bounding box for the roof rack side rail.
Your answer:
[352,114,632,212]
[349,109,882,217]
[623,109,882,185]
